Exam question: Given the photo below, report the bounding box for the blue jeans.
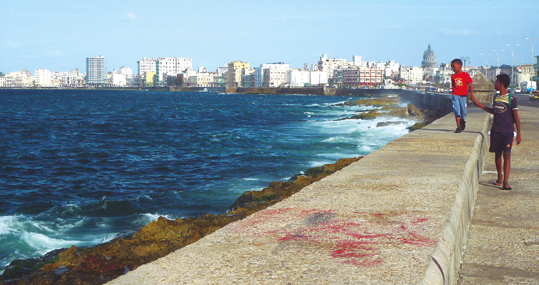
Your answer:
[452,95,467,120]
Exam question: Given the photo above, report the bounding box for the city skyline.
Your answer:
[1,0,538,73]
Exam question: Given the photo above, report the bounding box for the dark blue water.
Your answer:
[0,89,413,270]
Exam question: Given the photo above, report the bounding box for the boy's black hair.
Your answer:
[451,58,463,65]
[496,73,510,88]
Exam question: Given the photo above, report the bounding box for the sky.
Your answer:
[1,0,538,74]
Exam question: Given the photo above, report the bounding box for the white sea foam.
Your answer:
[137,213,173,224]
[240,178,260,181]
[134,195,153,201]
[309,160,333,167]
[0,215,22,235]
[357,145,373,152]
[92,234,118,244]
[322,136,353,143]
[20,232,83,251]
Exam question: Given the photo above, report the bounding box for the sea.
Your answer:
[0,89,415,271]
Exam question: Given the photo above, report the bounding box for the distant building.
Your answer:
[58,71,76,87]
[111,73,127,87]
[433,63,452,84]
[227,61,250,87]
[342,67,384,87]
[384,60,400,78]
[318,54,364,86]
[318,54,351,79]
[86,55,107,86]
[399,65,423,84]
[4,69,33,87]
[156,57,192,86]
[138,58,157,79]
[118,66,133,76]
[142,71,156,87]
[193,72,218,87]
[242,68,255,87]
[286,69,328,87]
[35,68,52,87]
[260,62,289,87]
[421,44,437,69]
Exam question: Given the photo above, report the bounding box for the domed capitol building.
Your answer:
[421,44,437,68]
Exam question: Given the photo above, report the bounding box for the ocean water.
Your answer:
[0,89,415,271]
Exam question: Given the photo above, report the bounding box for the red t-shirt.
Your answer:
[451,72,473,96]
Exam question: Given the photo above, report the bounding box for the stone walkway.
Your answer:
[458,105,539,284]
[107,106,527,284]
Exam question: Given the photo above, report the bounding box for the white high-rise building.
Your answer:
[112,73,127,87]
[118,66,133,76]
[35,68,52,87]
[286,69,328,87]
[86,55,107,86]
[353,55,362,66]
[156,57,193,86]
[138,58,157,77]
[255,62,290,87]
[58,71,76,87]
[318,54,347,79]
[385,60,400,78]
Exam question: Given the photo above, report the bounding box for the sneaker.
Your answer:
[460,119,466,130]
[455,127,462,133]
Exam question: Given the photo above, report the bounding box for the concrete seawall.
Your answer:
[110,106,492,284]
[421,114,491,284]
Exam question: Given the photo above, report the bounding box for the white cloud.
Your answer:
[127,12,138,21]
[442,28,476,36]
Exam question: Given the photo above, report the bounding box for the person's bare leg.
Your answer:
[455,116,461,128]
[503,151,511,189]
[495,151,503,185]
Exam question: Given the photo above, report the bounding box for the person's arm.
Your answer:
[468,81,474,100]
[470,84,494,114]
[514,110,521,145]
[472,96,494,114]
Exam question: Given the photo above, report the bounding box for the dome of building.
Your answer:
[421,44,437,68]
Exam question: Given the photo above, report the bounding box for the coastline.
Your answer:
[0,94,445,284]
[0,158,363,284]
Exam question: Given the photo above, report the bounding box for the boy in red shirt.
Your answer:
[451,59,474,133]
[471,73,522,190]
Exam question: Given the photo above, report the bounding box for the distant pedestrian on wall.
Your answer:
[471,73,521,190]
[450,59,474,133]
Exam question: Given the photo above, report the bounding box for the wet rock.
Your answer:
[376,121,406,128]
[407,103,422,116]
[335,96,401,107]
[407,120,434,132]
[0,248,64,282]
[388,107,409,118]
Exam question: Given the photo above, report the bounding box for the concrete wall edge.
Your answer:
[419,114,492,285]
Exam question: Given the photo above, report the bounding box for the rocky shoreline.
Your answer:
[0,95,441,285]
[333,95,443,131]
[1,158,362,285]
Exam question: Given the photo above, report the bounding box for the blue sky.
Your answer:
[1,0,538,74]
